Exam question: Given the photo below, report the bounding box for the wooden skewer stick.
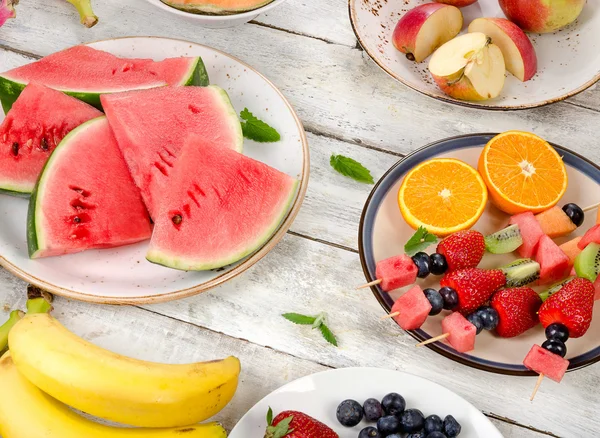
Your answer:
[380,311,400,321]
[583,202,600,213]
[356,279,382,290]
[530,374,544,401]
[416,333,449,347]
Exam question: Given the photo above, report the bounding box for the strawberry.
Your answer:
[440,268,506,315]
[491,287,542,338]
[265,408,339,438]
[437,230,485,271]
[538,277,595,338]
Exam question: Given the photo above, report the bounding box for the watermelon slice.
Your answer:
[509,212,545,258]
[441,312,476,354]
[27,117,152,258]
[578,224,600,250]
[146,138,297,271]
[523,344,569,382]
[0,83,102,195]
[391,285,431,330]
[101,85,243,218]
[375,255,419,292]
[161,0,275,14]
[0,46,208,112]
[535,235,571,285]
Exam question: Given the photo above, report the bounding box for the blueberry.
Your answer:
[424,288,444,316]
[381,392,406,416]
[429,253,448,276]
[443,415,462,437]
[426,432,447,438]
[377,415,400,435]
[563,203,585,227]
[386,434,403,438]
[399,409,425,433]
[358,426,381,438]
[424,415,443,434]
[476,306,499,331]
[439,287,459,311]
[336,399,363,427]
[363,398,384,422]
[405,432,426,438]
[412,252,431,279]
[542,338,567,358]
[466,313,483,335]
[545,323,569,343]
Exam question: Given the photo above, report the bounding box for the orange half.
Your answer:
[478,131,568,215]
[398,158,488,236]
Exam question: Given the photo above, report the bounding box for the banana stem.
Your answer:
[26,297,53,314]
[0,310,25,353]
[67,0,98,28]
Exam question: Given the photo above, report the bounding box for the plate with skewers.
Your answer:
[358,132,600,387]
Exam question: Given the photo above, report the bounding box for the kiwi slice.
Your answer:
[574,242,600,282]
[500,258,540,287]
[485,225,523,254]
[539,277,575,302]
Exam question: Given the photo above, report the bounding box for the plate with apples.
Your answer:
[349,0,600,110]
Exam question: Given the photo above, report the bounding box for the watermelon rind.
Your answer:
[161,0,275,15]
[0,56,209,113]
[146,180,299,271]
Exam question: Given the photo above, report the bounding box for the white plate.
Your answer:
[229,367,502,438]
[0,37,309,304]
[349,0,600,110]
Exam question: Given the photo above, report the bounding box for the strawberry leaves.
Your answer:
[265,407,294,438]
[404,226,438,256]
[282,312,338,346]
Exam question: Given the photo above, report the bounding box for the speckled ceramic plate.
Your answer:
[359,134,600,375]
[229,367,502,438]
[349,0,600,110]
[0,37,309,305]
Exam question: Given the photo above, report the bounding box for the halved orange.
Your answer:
[398,158,488,236]
[478,131,568,215]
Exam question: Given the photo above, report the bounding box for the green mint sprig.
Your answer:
[282,312,338,346]
[330,154,374,184]
[240,108,281,143]
[404,226,438,256]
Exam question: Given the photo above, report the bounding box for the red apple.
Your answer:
[392,3,463,63]
[429,33,506,101]
[435,0,478,7]
[469,17,537,81]
[499,0,586,33]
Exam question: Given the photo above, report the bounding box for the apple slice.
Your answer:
[392,3,463,63]
[435,0,478,7]
[469,17,537,82]
[429,32,506,101]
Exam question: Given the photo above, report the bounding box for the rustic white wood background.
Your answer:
[1,1,599,437]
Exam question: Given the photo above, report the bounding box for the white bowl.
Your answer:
[145,0,288,28]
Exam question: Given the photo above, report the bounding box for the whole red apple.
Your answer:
[499,0,586,33]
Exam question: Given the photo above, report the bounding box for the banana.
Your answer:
[0,310,24,353]
[9,314,241,428]
[66,0,98,27]
[0,353,227,438]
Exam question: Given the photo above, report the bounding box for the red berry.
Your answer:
[539,278,595,338]
[437,230,485,271]
[440,268,506,315]
[491,287,542,338]
[266,410,339,438]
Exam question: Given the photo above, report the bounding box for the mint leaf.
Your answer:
[404,226,438,256]
[330,154,374,184]
[240,108,281,143]
[312,312,326,329]
[319,324,338,346]
[267,407,273,426]
[282,313,317,325]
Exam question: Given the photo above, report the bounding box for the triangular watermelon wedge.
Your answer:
[101,85,243,219]
[27,117,153,259]
[0,83,102,195]
[147,137,298,271]
[0,46,208,112]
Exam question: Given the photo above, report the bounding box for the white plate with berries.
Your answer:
[349,0,600,109]
[230,367,502,438]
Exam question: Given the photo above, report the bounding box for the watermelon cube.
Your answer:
[536,236,571,285]
[509,212,545,258]
[441,312,476,353]
[578,224,600,250]
[536,206,577,238]
[391,286,432,330]
[597,208,600,225]
[594,276,600,301]
[559,237,583,266]
[375,255,418,292]
[523,345,569,383]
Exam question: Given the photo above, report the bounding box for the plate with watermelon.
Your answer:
[359,133,600,377]
[0,37,309,304]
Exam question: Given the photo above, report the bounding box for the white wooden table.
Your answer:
[1,1,599,437]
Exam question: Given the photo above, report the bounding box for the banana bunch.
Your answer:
[0,294,53,353]
[66,0,98,27]
[2,313,241,437]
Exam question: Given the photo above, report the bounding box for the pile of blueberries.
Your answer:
[336,393,461,438]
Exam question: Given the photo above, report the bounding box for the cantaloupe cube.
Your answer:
[441,312,476,353]
[536,206,577,238]
[376,255,418,292]
[559,236,583,265]
[391,285,431,330]
[509,212,545,258]
[523,344,569,383]
[536,236,571,285]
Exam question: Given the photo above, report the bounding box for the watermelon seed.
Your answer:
[11,143,18,156]
[73,216,81,224]
[40,138,49,151]
[172,215,183,225]
[26,139,33,148]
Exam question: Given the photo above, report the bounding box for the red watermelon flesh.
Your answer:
[27,117,152,258]
[509,212,545,258]
[146,138,297,271]
[391,285,431,330]
[0,83,102,195]
[578,224,600,250]
[101,85,243,218]
[441,312,476,353]
[375,254,418,292]
[536,235,571,285]
[523,344,569,382]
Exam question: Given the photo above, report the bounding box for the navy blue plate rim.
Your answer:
[358,133,600,376]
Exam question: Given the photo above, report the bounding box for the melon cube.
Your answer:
[578,224,600,250]
[391,286,431,330]
[559,236,583,266]
[536,206,577,238]
[597,208,600,225]
[523,345,569,383]
[509,212,545,258]
[376,255,418,292]
[441,312,476,353]
[536,235,571,285]
[594,276,600,301]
